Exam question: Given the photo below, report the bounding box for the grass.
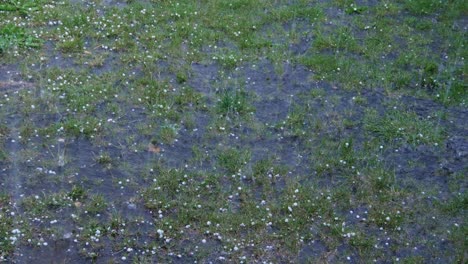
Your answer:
[217,147,251,174]
[0,0,42,16]
[0,24,41,53]
[0,193,15,260]
[364,108,445,145]
[216,88,253,117]
[0,0,466,262]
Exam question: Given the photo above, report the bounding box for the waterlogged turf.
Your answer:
[0,0,466,263]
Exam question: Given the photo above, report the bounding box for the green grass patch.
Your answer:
[0,193,14,260]
[0,0,41,15]
[364,108,445,145]
[0,24,42,53]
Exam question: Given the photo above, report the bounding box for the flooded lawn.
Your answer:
[0,0,466,263]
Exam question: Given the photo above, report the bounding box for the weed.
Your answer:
[176,71,188,84]
[216,88,253,117]
[69,185,87,201]
[85,194,107,215]
[0,148,7,161]
[96,153,112,167]
[0,125,9,139]
[158,124,178,144]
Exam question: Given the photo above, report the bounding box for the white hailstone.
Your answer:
[157,229,164,238]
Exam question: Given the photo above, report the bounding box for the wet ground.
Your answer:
[0,0,466,263]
